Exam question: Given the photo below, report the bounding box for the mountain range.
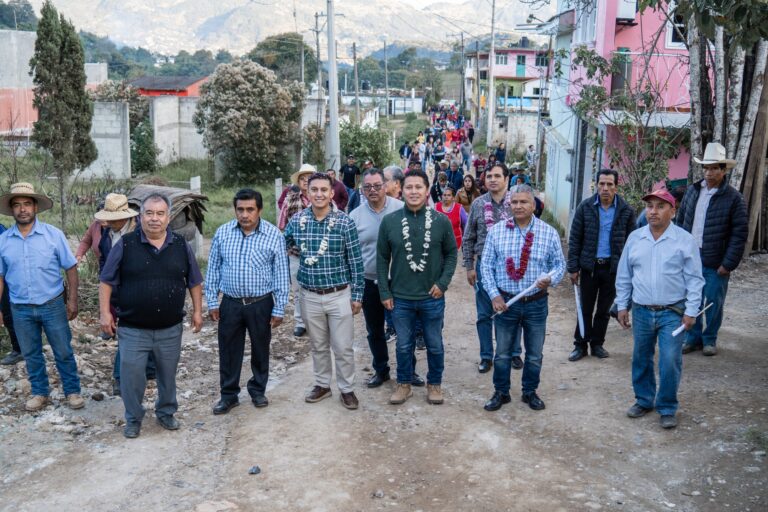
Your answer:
[29,0,551,57]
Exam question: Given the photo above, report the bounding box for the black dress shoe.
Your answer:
[213,399,240,415]
[568,346,588,362]
[511,356,523,370]
[626,403,652,418]
[591,345,610,358]
[123,421,141,439]
[366,372,390,388]
[411,374,425,387]
[478,359,493,373]
[0,350,23,365]
[484,391,511,411]
[156,414,180,430]
[251,395,269,408]
[522,392,545,410]
[293,326,306,337]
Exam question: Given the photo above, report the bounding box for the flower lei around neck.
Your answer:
[483,193,511,227]
[505,219,534,281]
[401,208,433,272]
[299,210,336,266]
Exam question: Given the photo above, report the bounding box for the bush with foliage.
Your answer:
[340,122,393,169]
[130,120,159,175]
[302,123,325,168]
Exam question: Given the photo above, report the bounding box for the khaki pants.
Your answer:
[299,287,355,393]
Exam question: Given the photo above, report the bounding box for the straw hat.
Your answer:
[94,193,139,221]
[291,163,316,185]
[0,182,53,216]
[693,142,736,169]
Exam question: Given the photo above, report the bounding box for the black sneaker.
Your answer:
[385,326,397,343]
[0,350,23,365]
[123,421,141,438]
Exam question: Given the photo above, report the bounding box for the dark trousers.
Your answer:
[362,279,389,375]
[1,286,20,353]
[574,263,615,348]
[217,295,273,401]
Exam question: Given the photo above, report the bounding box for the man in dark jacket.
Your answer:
[676,143,748,356]
[567,169,636,361]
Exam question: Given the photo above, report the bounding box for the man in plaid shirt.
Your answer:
[205,189,290,414]
[284,173,364,410]
[481,184,566,412]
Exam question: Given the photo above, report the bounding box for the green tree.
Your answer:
[194,59,306,182]
[302,123,325,168]
[30,1,97,232]
[0,0,37,30]
[247,32,318,84]
[340,123,393,169]
[130,120,159,175]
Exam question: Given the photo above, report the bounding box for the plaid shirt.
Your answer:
[205,219,290,317]
[284,208,364,302]
[481,216,566,299]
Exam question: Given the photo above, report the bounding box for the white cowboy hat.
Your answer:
[291,163,316,185]
[0,182,54,216]
[693,142,737,169]
[94,193,139,221]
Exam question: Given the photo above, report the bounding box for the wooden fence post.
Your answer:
[274,178,283,220]
[190,176,203,256]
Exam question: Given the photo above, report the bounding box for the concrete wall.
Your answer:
[150,96,207,166]
[0,30,35,89]
[80,101,131,179]
[490,111,538,153]
[85,63,109,86]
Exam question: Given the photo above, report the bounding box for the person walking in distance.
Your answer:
[99,193,204,438]
[567,169,636,361]
[284,173,365,410]
[615,190,704,429]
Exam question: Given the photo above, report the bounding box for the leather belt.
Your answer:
[595,258,610,265]
[499,289,548,304]
[637,303,675,312]
[302,284,348,295]
[224,293,271,305]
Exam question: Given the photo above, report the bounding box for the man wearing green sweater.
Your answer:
[377,169,458,405]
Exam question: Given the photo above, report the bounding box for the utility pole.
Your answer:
[486,0,496,147]
[475,40,481,130]
[300,43,305,84]
[384,38,390,119]
[313,11,325,126]
[448,32,466,112]
[326,0,341,171]
[353,42,361,125]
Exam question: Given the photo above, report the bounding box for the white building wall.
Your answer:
[80,101,131,179]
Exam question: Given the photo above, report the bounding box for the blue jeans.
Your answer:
[392,297,445,385]
[11,295,80,396]
[631,305,684,415]
[118,323,182,424]
[475,262,522,361]
[493,295,548,394]
[686,266,729,348]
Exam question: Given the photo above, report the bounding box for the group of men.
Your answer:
[0,140,746,436]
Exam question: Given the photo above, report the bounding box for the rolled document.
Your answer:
[491,270,557,318]
[671,301,713,337]
[574,284,585,339]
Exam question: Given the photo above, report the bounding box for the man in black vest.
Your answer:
[567,169,636,361]
[99,193,204,438]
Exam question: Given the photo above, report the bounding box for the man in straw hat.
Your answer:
[675,142,747,357]
[0,182,83,412]
[616,189,704,429]
[278,163,315,337]
[93,193,152,396]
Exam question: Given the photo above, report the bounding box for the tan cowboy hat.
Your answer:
[94,193,139,221]
[0,182,54,216]
[693,142,737,169]
[291,163,316,185]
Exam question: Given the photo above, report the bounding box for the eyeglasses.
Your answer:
[362,184,384,192]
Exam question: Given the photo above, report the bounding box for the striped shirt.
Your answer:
[205,219,290,317]
[284,208,364,302]
[481,216,566,299]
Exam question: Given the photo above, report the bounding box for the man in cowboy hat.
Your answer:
[93,193,154,396]
[676,142,748,356]
[278,163,315,337]
[0,183,83,412]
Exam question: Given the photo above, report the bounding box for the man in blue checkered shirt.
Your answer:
[481,184,566,412]
[205,189,291,415]
[284,173,364,410]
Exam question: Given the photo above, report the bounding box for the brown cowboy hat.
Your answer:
[94,193,139,221]
[0,182,54,216]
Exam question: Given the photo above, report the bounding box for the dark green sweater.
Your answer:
[376,205,458,301]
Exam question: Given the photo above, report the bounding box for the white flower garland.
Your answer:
[299,210,336,266]
[401,208,432,272]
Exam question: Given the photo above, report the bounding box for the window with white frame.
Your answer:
[516,55,526,66]
[666,2,687,48]
[496,54,508,65]
[574,0,597,43]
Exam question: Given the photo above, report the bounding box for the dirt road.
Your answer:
[1,257,766,512]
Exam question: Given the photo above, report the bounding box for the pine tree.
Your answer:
[29,0,96,232]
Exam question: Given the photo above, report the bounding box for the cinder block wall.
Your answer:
[80,101,131,179]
